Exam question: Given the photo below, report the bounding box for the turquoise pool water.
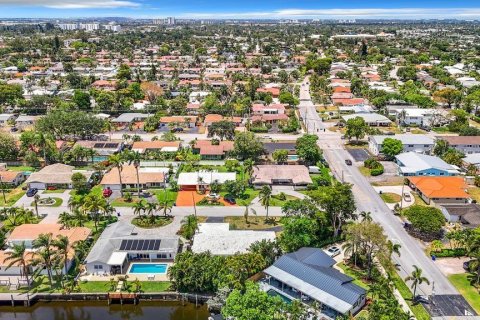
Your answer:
[287,155,299,161]
[129,263,168,274]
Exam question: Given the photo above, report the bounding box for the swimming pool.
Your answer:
[128,263,168,274]
[287,155,299,161]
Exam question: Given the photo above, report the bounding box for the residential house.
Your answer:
[0,169,25,187]
[204,114,242,127]
[437,136,480,155]
[159,116,197,129]
[192,140,234,160]
[0,224,91,276]
[84,221,179,275]
[15,115,39,130]
[0,114,15,126]
[368,135,434,156]
[408,176,469,205]
[132,141,181,154]
[251,165,312,189]
[439,204,480,228]
[100,165,167,191]
[111,113,149,128]
[341,113,391,127]
[387,105,436,127]
[262,248,366,318]
[192,223,276,255]
[74,140,123,161]
[25,163,94,190]
[395,152,460,176]
[177,171,236,191]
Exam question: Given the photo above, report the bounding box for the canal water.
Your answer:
[0,301,211,320]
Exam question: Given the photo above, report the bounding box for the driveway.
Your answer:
[435,257,470,276]
[14,189,71,208]
[373,185,414,209]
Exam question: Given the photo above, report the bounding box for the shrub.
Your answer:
[371,167,384,176]
[404,205,445,238]
[432,248,467,258]
[364,157,384,176]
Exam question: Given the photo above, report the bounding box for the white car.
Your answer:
[324,246,341,258]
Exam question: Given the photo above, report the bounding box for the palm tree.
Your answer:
[360,211,372,222]
[4,242,31,287]
[108,153,126,197]
[181,215,198,240]
[126,150,142,197]
[72,240,90,268]
[259,185,272,220]
[53,235,70,276]
[145,201,158,217]
[33,194,40,218]
[243,159,254,182]
[33,132,51,165]
[32,233,55,287]
[83,194,108,233]
[243,205,257,224]
[70,209,88,227]
[68,195,83,211]
[158,201,172,217]
[133,200,147,219]
[405,265,430,301]
[58,211,72,229]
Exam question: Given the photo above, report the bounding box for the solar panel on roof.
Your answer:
[119,240,127,250]
[126,239,134,251]
[93,143,105,148]
[154,239,161,250]
[137,240,145,251]
[142,240,150,251]
[105,143,118,148]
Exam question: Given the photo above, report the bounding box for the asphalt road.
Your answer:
[301,77,458,296]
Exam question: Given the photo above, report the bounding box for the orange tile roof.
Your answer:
[408,177,469,199]
[0,171,22,182]
[132,141,180,150]
[8,224,91,242]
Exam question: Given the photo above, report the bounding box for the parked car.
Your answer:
[103,187,113,198]
[345,159,352,166]
[26,188,38,197]
[324,246,341,258]
[140,190,152,198]
[403,193,412,202]
[224,195,236,204]
[10,127,18,132]
[47,186,57,191]
[171,127,184,132]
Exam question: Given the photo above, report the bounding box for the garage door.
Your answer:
[29,182,46,190]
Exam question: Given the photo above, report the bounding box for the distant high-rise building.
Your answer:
[80,23,100,31]
[153,17,176,25]
[104,24,121,32]
[58,23,79,30]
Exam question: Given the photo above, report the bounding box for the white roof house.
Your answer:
[368,134,435,156]
[177,171,236,186]
[341,113,391,126]
[395,152,460,176]
[191,223,276,255]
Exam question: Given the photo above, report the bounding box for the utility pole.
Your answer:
[0,175,5,204]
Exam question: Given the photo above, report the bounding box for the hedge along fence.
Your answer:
[364,158,384,176]
[431,248,467,258]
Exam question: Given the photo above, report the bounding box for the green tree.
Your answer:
[404,205,445,235]
[233,132,264,160]
[0,83,23,105]
[434,88,462,108]
[295,134,322,165]
[345,116,367,141]
[278,91,298,107]
[259,185,272,220]
[405,265,430,300]
[222,281,285,320]
[397,66,417,81]
[4,242,31,287]
[32,233,55,287]
[279,216,318,252]
[0,132,19,161]
[71,172,88,193]
[208,120,235,141]
[272,149,288,164]
[108,153,126,197]
[72,90,91,110]
[381,138,403,160]
[117,64,132,80]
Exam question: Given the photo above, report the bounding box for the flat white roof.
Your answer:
[107,251,127,265]
[177,171,236,185]
[192,223,276,255]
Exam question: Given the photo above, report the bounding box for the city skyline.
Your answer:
[2,0,480,19]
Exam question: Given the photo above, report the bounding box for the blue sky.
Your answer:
[2,0,480,19]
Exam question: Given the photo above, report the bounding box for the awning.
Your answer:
[107,252,128,266]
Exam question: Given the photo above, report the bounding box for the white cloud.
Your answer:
[181,7,480,19]
[0,0,140,9]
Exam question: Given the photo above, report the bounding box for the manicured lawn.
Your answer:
[449,273,480,314]
[0,188,26,207]
[220,188,260,206]
[336,262,370,290]
[154,189,178,206]
[358,166,371,177]
[140,281,171,292]
[8,166,36,172]
[380,193,401,203]
[78,281,112,293]
[467,187,480,204]
[225,216,282,230]
[43,189,67,194]
[269,194,299,207]
[111,197,140,207]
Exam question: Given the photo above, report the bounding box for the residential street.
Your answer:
[300,77,458,296]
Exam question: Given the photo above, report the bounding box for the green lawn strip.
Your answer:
[269,195,299,207]
[0,188,26,206]
[336,262,370,290]
[42,189,67,194]
[387,268,430,320]
[380,193,401,203]
[8,166,36,172]
[358,166,371,177]
[139,281,171,292]
[225,216,282,230]
[220,188,260,206]
[448,273,480,314]
[111,197,139,207]
[31,197,63,207]
[78,281,112,293]
[154,189,178,206]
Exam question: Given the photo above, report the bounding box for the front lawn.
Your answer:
[0,188,26,206]
[43,189,67,194]
[449,273,480,314]
[359,166,371,177]
[154,189,178,206]
[111,197,140,207]
[220,188,260,206]
[380,193,401,203]
[8,166,36,172]
[269,194,299,207]
[78,281,112,293]
[467,187,480,204]
[225,216,282,230]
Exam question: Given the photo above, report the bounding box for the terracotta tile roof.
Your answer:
[100,165,165,185]
[256,87,280,96]
[408,177,469,199]
[332,98,365,106]
[132,141,180,150]
[0,171,22,182]
[159,116,196,123]
[8,224,91,242]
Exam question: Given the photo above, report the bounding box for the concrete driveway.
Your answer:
[435,257,470,276]
[14,189,71,208]
[373,185,414,209]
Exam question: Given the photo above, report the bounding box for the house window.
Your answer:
[94,265,103,270]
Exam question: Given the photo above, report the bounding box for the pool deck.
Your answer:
[79,262,173,282]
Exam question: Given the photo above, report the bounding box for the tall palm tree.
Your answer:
[145,201,158,217]
[33,132,51,165]
[32,233,55,287]
[158,201,172,217]
[83,194,107,232]
[243,159,254,182]
[58,211,72,229]
[360,211,372,222]
[133,200,147,219]
[4,242,31,287]
[53,235,70,276]
[181,215,198,240]
[108,153,126,197]
[33,194,40,218]
[70,209,88,227]
[405,265,430,301]
[259,185,272,220]
[72,240,90,268]
[126,150,142,197]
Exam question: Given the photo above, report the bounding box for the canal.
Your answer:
[0,301,211,320]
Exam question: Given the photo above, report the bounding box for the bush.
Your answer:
[371,167,384,176]
[404,205,445,240]
[433,248,467,258]
[364,157,384,176]
[249,126,269,133]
